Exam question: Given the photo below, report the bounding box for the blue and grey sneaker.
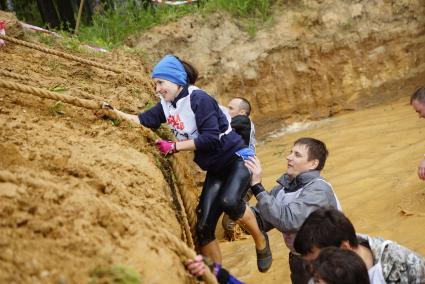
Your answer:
[256,231,272,272]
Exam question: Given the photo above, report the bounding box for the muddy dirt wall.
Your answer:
[133,0,425,135]
[0,11,198,283]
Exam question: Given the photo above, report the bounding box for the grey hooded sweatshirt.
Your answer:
[252,170,341,251]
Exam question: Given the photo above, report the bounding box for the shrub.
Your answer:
[76,0,274,48]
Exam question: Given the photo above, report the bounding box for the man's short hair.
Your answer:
[234,97,251,116]
[294,137,328,171]
[410,86,425,104]
[312,247,370,284]
[294,208,359,255]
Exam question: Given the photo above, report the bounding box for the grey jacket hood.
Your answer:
[276,170,321,193]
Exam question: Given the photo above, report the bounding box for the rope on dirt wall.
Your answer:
[0,69,128,107]
[0,79,101,109]
[173,182,196,249]
[169,157,198,243]
[0,69,32,81]
[0,35,124,74]
[0,78,152,139]
[0,77,198,249]
[152,219,218,284]
[0,170,217,284]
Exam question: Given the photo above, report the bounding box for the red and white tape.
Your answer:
[153,0,197,5]
[0,20,6,47]
[20,21,108,53]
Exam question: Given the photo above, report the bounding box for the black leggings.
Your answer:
[196,158,251,246]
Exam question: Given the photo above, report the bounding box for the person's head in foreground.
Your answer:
[310,247,370,284]
[294,207,358,261]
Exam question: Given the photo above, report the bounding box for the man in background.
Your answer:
[227,97,256,150]
[222,97,256,240]
[410,86,425,181]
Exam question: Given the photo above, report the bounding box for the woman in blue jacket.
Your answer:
[107,55,271,272]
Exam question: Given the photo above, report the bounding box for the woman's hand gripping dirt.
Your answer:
[155,140,178,156]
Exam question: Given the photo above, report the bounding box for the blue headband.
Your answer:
[152,55,188,86]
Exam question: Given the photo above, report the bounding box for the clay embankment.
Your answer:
[0,11,201,284]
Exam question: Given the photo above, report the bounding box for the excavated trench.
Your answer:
[133,0,425,135]
[1,1,425,283]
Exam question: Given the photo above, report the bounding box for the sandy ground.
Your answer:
[220,97,425,283]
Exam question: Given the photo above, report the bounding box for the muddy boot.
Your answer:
[256,231,272,273]
[222,213,237,240]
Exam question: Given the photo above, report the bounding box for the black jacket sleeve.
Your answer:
[231,115,251,146]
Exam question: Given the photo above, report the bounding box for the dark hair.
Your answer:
[234,97,252,116]
[294,208,358,255]
[175,56,198,85]
[312,247,370,284]
[410,86,425,104]
[294,137,328,170]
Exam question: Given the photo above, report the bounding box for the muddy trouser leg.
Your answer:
[196,159,251,246]
[196,171,225,247]
[222,183,252,237]
[218,158,251,221]
[289,252,311,284]
[221,213,236,236]
[250,206,274,233]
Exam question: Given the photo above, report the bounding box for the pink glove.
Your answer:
[155,140,177,156]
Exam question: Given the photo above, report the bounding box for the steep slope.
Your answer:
[0,11,199,284]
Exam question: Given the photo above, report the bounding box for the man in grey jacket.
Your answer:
[244,137,341,284]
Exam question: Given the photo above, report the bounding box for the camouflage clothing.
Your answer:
[358,234,425,284]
